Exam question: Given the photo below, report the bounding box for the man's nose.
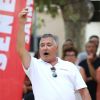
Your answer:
[43,45,48,49]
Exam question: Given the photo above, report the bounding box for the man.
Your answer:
[79,41,100,100]
[17,8,91,100]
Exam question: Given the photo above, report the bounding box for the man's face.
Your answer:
[39,37,58,62]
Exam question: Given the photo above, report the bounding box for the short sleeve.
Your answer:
[23,55,38,81]
[72,64,87,90]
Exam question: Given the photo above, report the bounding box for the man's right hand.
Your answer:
[17,7,31,70]
[18,8,28,24]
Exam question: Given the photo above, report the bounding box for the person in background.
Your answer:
[77,35,99,64]
[23,76,34,100]
[62,39,75,60]
[96,60,100,100]
[89,35,99,51]
[17,8,91,100]
[79,41,100,100]
[96,50,100,100]
[62,48,78,64]
[62,47,81,70]
[62,47,82,100]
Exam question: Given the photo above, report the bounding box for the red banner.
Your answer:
[0,0,34,100]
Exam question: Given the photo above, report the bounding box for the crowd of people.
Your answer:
[62,35,100,100]
[17,8,100,100]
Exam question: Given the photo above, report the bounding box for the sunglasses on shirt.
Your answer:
[50,67,57,77]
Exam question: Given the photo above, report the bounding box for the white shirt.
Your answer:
[23,56,87,100]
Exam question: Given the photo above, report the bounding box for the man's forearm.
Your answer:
[79,88,91,100]
[17,8,31,69]
[17,23,25,52]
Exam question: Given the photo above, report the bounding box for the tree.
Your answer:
[34,0,94,51]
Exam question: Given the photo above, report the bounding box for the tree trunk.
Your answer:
[63,21,86,51]
[60,0,94,51]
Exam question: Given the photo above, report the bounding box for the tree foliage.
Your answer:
[34,0,94,51]
[35,0,94,20]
